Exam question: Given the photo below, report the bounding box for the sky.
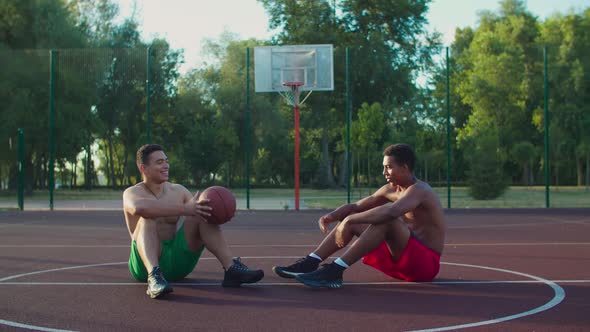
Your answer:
[117,0,589,73]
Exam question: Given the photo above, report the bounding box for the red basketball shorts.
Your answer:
[362,237,441,282]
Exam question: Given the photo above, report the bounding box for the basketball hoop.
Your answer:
[254,45,334,210]
[279,82,313,107]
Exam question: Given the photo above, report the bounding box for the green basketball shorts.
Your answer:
[128,223,205,282]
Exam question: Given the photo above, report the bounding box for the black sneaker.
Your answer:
[295,262,344,289]
[272,256,321,279]
[222,257,265,287]
[146,266,173,299]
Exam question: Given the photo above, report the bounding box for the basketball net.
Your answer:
[279,82,313,107]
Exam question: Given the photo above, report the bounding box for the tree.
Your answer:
[538,9,590,186]
[353,102,385,186]
[0,0,87,191]
[259,0,441,188]
[511,141,536,185]
[463,125,508,199]
[451,0,545,191]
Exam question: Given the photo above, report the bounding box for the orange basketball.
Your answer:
[200,186,236,224]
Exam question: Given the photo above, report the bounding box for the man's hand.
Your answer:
[335,219,350,248]
[318,213,338,233]
[184,191,212,218]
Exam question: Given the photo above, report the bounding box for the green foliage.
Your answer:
[538,8,590,186]
[432,0,590,188]
[466,130,509,200]
[260,0,440,188]
[1,0,589,195]
[511,141,537,185]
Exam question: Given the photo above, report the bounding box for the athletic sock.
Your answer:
[308,253,322,261]
[334,258,349,269]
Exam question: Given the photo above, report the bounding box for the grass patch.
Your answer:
[0,186,587,208]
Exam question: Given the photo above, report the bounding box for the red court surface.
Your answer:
[0,209,589,331]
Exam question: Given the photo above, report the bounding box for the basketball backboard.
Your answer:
[254,44,334,92]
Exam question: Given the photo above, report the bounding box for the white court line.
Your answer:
[0,245,129,248]
[0,319,74,332]
[0,258,567,332]
[0,280,588,286]
[445,242,590,246]
[449,222,562,229]
[0,242,589,248]
[408,262,565,332]
[0,262,124,282]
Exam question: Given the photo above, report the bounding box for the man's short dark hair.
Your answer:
[136,144,163,166]
[383,144,416,171]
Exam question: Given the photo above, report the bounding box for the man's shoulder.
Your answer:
[377,183,395,193]
[402,180,435,200]
[123,183,142,195]
[166,183,192,199]
[413,179,434,191]
[168,182,189,192]
[413,180,443,208]
[418,180,432,190]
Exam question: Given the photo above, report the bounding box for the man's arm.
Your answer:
[344,184,423,226]
[318,184,391,233]
[123,186,196,219]
[329,188,390,221]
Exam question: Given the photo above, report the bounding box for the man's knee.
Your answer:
[184,215,215,234]
[183,214,219,239]
[350,223,369,236]
[137,217,158,228]
[363,219,401,232]
[384,219,410,242]
[184,215,208,225]
[133,217,158,239]
[389,218,407,231]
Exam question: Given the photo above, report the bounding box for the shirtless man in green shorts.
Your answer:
[123,144,264,299]
[273,143,445,288]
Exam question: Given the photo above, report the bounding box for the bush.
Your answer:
[466,134,508,200]
[468,160,508,199]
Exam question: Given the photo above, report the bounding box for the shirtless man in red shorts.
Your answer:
[273,143,445,288]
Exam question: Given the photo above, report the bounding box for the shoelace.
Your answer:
[154,273,165,283]
[231,258,250,272]
[150,268,165,283]
[289,257,311,269]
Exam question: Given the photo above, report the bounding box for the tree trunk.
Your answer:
[107,136,117,189]
[338,152,347,188]
[72,161,77,187]
[41,156,47,189]
[576,159,583,186]
[320,128,335,187]
[366,150,370,187]
[555,163,559,188]
[122,144,129,187]
[556,144,562,189]
[529,161,535,185]
[227,161,233,188]
[586,154,589,192]
[523,163,529,186]
[85,145,92,190]
[355,151,360,187]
